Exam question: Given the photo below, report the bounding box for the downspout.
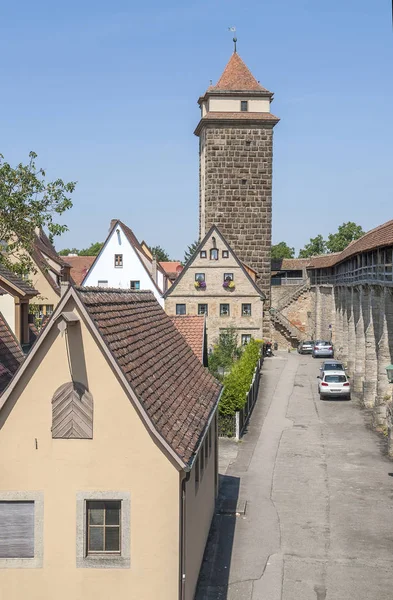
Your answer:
[180,470,191,600]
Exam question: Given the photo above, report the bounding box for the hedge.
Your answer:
[219,340,262,416]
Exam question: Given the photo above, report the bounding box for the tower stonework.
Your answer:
[195,51,279,334]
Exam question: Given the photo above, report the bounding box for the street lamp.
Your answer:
[386,365,393,383]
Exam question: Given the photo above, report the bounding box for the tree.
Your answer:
[271,241,295,260]
[208,326,242,380]
[0,151,76,275]
[326,222,364,253]
[298,234,326,258]
[183,239,199,264]
[149,245,170,262]
[79,242,103,256]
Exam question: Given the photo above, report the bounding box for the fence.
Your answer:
[218,353,263,440]
[271,277,306,286]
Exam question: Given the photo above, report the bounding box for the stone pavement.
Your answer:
[196,352,393,599]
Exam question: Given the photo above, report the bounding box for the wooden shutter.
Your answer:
[0,501,34,558]
[52,381,93,439]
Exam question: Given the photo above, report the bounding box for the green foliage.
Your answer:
[208,326,241,379]
[0,151,76,275]
[183,239,199,265]
[271,241,295,260]
[58,242,103,256]
[149,245,170,262]
[298,234,326,258]
[219,340,262,416]
[326,221,364,253]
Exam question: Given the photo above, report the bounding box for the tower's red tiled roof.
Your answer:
[211,52,269,92]
[170,315,205,363]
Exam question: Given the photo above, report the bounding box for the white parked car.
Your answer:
[319,359,346,379]
[318,370,351,400]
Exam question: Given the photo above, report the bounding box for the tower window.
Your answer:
[240,101,248,112]
[241,179,247,185]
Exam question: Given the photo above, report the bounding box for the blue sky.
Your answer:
[1,0,392,259]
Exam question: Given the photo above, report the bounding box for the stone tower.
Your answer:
[195,50,279,324]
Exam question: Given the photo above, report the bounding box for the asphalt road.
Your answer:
[196,352,393,600]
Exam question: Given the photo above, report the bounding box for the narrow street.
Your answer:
[196,352,393,600]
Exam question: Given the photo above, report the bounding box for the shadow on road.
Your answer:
[195,474,240,600]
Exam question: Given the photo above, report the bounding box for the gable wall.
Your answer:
[83,226,164,306]
[165,232,263,348]
[0,299,180,599]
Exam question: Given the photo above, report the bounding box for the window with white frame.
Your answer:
[210,248,219,260]
[130,280,140,290]
[224,273,233,282]
[241,334,252,345]
[200,250,207,258]
[222,250,229,258]
[195,273,205,282]
[87,501,121,555]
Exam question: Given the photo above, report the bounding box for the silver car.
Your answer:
[318,371,351,400]
[312,340,334,358]
[319,359,345,378]
[297,340,314,354]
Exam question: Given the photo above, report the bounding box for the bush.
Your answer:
[208,326,242,380]
[219,340,262,416]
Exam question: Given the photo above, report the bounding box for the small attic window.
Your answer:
[200,250,207,258]
[210,249,218,260]
[240,101,248,112]
[222,250,229,258]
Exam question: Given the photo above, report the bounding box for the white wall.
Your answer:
[0,294,15,334]
[208,97,270,113]
[83,225,164,306]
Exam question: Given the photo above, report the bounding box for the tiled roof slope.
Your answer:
[0,312,24,393]
[212,52,269,92]
[77,288,221,465]
[309,253,341,269]
[0,264,38,296]
[334,220,393,264]
[159,261,183,275]
[66,256,96,285]
[271,258,311,271]
[34,229,68,267]
[171,316,205,363]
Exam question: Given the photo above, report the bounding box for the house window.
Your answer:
[210,249,219,260]
[87,501,121,554]
[114,254,123,268]
[242,334,252,345]
[222,250,229,258]
[0,501,34,558]
[242,303,252,316]
[0,492,43,568]
[220,304,230,317]
[198,304,208,316]
[130,280,140,290]
[240,100,248,112]
[224,273,234,282]
[98,280,108,288]
[38,304,54,316]
[76,491,130,569]
[176,304,186,315]
[195,273,205,282]
[200,251,207,258]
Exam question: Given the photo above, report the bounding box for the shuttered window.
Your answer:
[0,501,34,558]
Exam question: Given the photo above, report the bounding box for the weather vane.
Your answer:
[228,26,237,52]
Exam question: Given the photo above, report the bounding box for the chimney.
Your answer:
[152,256,157,284]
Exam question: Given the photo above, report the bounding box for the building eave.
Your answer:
[194,112,280,136]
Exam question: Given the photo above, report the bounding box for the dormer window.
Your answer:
[210,249,218,260]
[240,101,248,112]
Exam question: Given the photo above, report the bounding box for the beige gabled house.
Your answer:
[0,285,221,600]
[0,264,38,346]
[164,225,265,349]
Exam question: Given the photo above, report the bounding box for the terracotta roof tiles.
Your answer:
[66,256,96,285]
[77,288,221,465]
[211,52,269,92]
[0,264,38,296]
[171,316,205,363]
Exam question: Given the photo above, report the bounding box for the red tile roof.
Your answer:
[77,288,221,465]
[159,261,183,274]
[0,312,24,393]
[211,52,269,92]
[0,264,38,297]
[66,256,96,285]
[171,316,205,363]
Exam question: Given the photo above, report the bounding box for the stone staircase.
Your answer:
[275,280,311,312]
[270,309,305,343]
